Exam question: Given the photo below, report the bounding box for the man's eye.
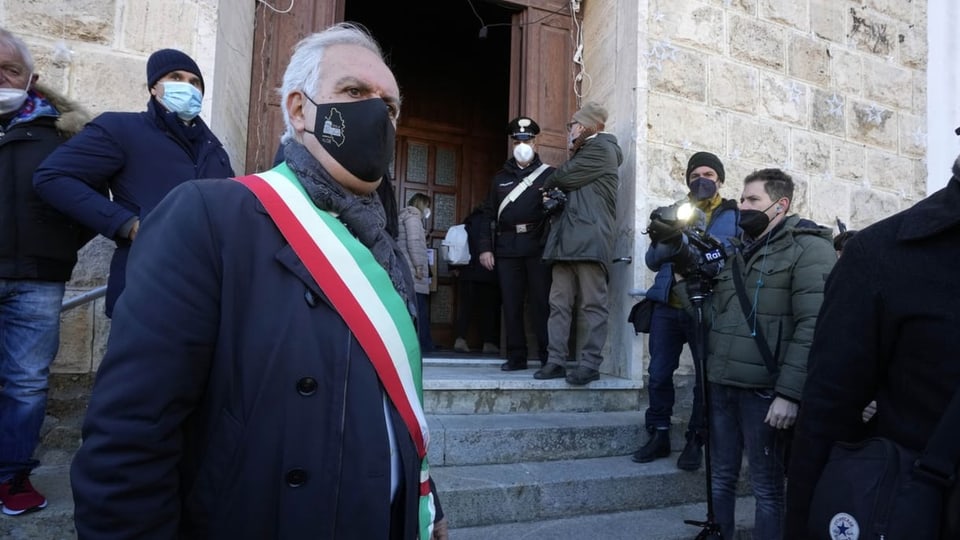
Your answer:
[346,88,362,97]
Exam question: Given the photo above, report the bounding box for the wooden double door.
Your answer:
[246,0,577,349]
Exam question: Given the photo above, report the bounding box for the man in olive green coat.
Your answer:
[534,101,622,385]
[677,168,835,540]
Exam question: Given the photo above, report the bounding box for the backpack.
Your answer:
[441,224,471,265]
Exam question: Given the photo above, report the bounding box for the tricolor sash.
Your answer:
[233,164,435,539]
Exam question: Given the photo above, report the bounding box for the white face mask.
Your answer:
[513,142,534,164]
[0,73,31,115]
[423,208,431,220]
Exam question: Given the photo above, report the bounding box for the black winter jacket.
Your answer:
[0,85,93,282]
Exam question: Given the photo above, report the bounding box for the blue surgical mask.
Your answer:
[159,81,202,121]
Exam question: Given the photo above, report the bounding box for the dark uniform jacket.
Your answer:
[33,98,234,315]
[784,175,960,539]
[0,85,93,282]
[478,155,555,258]
[71,177,442,540]
[542,132,622,266]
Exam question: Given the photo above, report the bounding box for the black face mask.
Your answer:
[304,96,396,182]
[688,177,718,201]
[739,201,778,239]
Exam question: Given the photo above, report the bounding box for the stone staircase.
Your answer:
[2,356,756,539]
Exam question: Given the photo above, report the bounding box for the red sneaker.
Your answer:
[0,472,48,515]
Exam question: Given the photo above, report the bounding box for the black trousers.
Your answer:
[455,279,500,345]
[496,255,551,363]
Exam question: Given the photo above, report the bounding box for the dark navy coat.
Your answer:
[70,178,440,539]
[33,99,234,315]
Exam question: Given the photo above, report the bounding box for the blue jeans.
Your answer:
[708,383,785,540]
[644,303,704,435]
[0,280,65,482]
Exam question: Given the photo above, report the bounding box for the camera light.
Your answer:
[676,202,695,222]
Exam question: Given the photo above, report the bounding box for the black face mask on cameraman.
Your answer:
[739,201,778,239]
[304,96,396,182]
[688,177,718,202]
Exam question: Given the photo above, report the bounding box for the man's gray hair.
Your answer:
[279,23,384,143]
[0,28,35,73]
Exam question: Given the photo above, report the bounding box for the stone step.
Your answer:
[423,359,644,414]
[450,497,757,540]
[430,453,718,529]
[427,411,695,467]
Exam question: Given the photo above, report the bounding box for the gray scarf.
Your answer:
[283,141,416,318]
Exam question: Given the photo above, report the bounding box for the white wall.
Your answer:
[927,0,960,192]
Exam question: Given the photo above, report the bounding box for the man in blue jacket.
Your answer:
[633,152,739,471]
[33,48,234,317]
[70,23,447,539]
[0,27,93,517]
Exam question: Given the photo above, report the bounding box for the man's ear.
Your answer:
[286,91,307,133]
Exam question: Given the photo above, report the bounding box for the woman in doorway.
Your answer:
[399,193,435,353]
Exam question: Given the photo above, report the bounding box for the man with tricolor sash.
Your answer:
[70,23,447,540]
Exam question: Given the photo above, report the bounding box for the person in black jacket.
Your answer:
[33,48,234,317]
[477,117,555,371]
[784,155,960,539]
[452,206,501,353]
[0,28,93,516]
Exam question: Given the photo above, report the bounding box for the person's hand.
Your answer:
[764,397,798,429]
[129,219,141,241]
[432,517,449,540]
[479,251,495,271]
[862,400,877,423]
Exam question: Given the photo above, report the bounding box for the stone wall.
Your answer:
[0,0,252,375]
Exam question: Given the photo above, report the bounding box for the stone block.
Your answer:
[760,0,808,31]
[53,294,94,374]
[725,115,789,167]
[791,130,831,175]
[71,50,146,115]
[705,0,758,15]
[865,0,914,24]
[759,74,806,126]
[807,174,851,230]
[849,100,897,150]
[812,89,846,137]
[652,1,723,52]
[899,114,927,157]
[912,70,927,116]
[863,58,912,109]
[7,0,115,45]
[833,140,868,182]
[729,15,785,71]
[92,299,111,372]
[21,39,70,94]
[811,0,846,43]
[69,236,112,288]
[786,172,810,217]
[851,188,902,228]
[830,49,863,95]
[865,149,920,194]
[645,145,696,201]
[709,57,758,114]
[122,1,201,54]
[647,94,724,152]
[848,7,897,58]
[788,34,829,86]
[899,24,927,70]
[651,46,706,102]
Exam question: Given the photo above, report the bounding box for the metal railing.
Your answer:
[61,285,107,312]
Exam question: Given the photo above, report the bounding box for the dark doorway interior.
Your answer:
[345,0,515,351]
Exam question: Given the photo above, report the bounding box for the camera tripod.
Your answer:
[682,276,724,540]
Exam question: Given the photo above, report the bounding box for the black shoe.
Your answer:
[500,361,528,371]
[564,366,599,385]
[676,435,704,471]
[533,363,566,379]
[632,429,671,463]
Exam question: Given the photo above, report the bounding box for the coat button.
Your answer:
[286,468,308,487]
[296,377,317,396]
[304,289,319,307]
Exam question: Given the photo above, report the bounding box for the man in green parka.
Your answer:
[677,168,835,540]
[533,101,622,385]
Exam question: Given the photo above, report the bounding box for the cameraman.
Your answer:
[534,101,622,385]
[633,152,739,471]
[676,168,835,540]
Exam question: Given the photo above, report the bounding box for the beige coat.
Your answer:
[398,206,430,294]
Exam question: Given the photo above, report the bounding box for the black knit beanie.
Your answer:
[685,151,725,184]
[147,49,204,92]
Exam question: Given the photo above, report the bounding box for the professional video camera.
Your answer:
[645,202,727,281]
[542,187,567,215]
